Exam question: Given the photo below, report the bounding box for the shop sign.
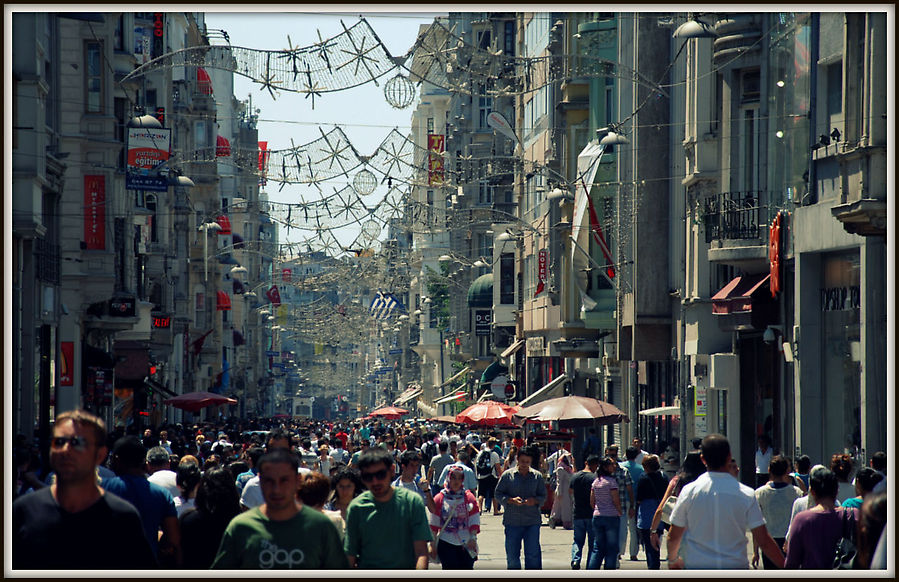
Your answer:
[84,175,106,250]
[821,286,861,312]
[526,336,544,356]
[108,296,136,317]
[475,309,491,336]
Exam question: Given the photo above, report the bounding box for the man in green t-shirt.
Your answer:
[212,449,348,569]
[344,448,431,569]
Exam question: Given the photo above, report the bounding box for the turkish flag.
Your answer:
[266,285,281,307]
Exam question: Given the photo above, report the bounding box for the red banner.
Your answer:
[258,141,270,186]
[282,268,292,283]
[266,285,281,307]
[84,175,106,250]
[535,249,547,296]
[427,134,445,186]
[60,342,74,386]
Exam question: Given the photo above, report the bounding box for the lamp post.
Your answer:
[198,221,223,283]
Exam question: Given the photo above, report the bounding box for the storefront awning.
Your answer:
[518,373,569,407]
[435,390,468,405]
[197,67,214,95]
[436,366,471,392]
[216,290,231,311]
[500,339,525,359]
[216,135,231,157]
[639,405,681,417]
[712,273,770,315]
[216,215,232,235]
[394,386,423,406]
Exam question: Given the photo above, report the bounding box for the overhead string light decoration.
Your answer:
[122,17,667,108]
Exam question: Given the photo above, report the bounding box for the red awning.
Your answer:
[712,273,771,315]
[216,290,231,311]
[197,67,214,95]
[216,215,232,235]
[216,135,231,157]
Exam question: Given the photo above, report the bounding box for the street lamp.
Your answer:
[198,221,223,282]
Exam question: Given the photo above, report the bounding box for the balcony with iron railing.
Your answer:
[702,190,763,244]
[34,237,60,285]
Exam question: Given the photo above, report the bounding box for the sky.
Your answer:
[203,10,442,249]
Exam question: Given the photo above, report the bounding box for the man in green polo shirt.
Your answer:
[344,448,432,569]
[212,449,348,569]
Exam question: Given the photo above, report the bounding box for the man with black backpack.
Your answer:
[476,439,502,515]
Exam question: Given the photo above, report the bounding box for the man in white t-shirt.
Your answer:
[667,434,785,570]
[146,446,180,498]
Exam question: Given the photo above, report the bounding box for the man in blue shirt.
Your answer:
[620,446,645,561]
[104,435,181,566]
[494,446,547,569]
[235,446,264,493]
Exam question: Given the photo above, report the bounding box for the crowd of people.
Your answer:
[12,410,889,571]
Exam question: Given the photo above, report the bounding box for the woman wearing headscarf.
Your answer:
[550,450,575,529]
[428,466,480,569]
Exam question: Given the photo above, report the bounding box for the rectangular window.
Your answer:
[825,60,843,134]
[499,253,515,304]
[194,120,207,148]
[427,117,434,134]
[477,181,494,205]
[478,86,493,129]
[476,232,492,259]
[523,254,536,298]
[477,29,491,50]
[86,41,103,113]
[504,21,515,55]
[739,107,759,192]
[196,292,205,311]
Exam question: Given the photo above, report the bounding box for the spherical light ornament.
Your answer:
[353,169,378,195]
[361,219,381,241]
[384,74,416,109]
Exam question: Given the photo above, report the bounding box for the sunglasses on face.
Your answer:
[51,436,90,451]
[360,468,389,483]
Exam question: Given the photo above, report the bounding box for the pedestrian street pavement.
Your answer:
[469,510,758,572]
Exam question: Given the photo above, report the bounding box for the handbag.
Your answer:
[660,495,678,525]
[832,508,858,569]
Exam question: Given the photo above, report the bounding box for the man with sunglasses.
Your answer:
[13,410,157,569]
[344,448,432,569]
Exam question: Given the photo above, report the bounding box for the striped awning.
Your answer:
[435,390,468,405]
[501,339,525,359]
[517,373,568,407]
[435,366,471,391]
[394,386,423,406]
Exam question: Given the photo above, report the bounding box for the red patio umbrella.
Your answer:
[455,400,519,427]
[367,406,409,420]
[163,391,237,413]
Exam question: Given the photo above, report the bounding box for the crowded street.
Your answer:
[10,8,890,574]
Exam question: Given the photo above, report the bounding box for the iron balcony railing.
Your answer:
[34,237,60,285]
[702,190,763,243]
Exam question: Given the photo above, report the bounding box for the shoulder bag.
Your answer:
[832,508,858,569]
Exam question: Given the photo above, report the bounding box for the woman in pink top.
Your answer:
[587,457,623,569]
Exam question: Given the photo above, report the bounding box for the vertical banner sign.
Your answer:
[475,310,492,336]
[694,385,708,435]
[282,268,292,283]
[535,249,547,296]
[126,126,171,191]
[151,12,164,59]
[258,141,270,186]
[60,342,74,386]
[427,134,445,186]
[84,175,106,250]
